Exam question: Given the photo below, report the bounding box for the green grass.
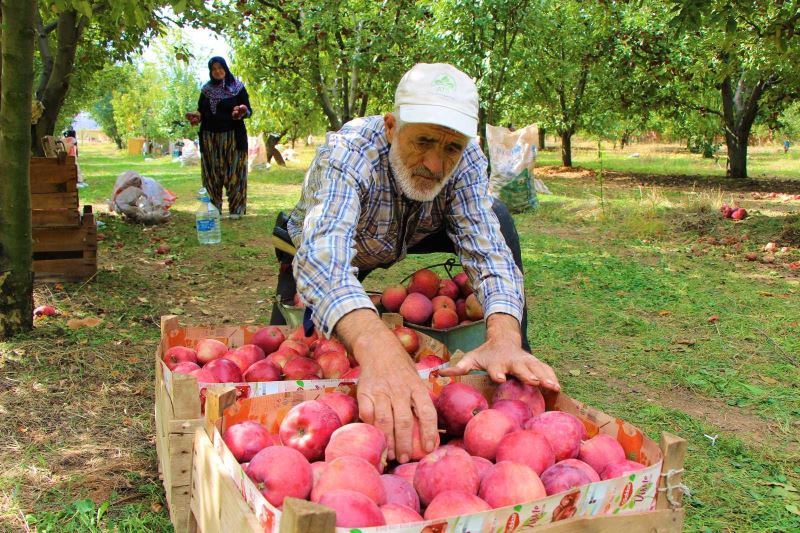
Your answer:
[2,140,799,531]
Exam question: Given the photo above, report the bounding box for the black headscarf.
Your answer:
[202,57,245,114]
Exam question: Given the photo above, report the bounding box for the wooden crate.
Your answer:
[29,156,97,282]
[155,315,449,532]
[188,386,687,533]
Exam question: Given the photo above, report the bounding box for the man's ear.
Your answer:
[384,113,396,143]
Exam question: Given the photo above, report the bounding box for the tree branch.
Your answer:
[34,9,54,100]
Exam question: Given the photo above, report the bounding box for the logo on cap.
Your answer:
[432,74,457,95]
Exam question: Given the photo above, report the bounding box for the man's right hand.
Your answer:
[335,309,438,463]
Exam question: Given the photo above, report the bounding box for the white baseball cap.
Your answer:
[394,63,479,138]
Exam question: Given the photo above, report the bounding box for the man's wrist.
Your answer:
[485,312,522,347]
[334,308,401,367]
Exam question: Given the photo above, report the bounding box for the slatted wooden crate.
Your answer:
[155,315,449,532]
[30,156,97,282]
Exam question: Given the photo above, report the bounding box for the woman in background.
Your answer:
[187,57,252,218]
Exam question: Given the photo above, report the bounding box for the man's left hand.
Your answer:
[439,313,560,392]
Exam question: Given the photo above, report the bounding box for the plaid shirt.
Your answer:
[287,116,524,336]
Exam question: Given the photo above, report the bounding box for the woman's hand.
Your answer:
[185,111,201,126]
[231,105,248,120]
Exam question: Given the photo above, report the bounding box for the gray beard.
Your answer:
[388,143,450,202]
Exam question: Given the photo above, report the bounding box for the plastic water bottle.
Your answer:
[196,188,221,244]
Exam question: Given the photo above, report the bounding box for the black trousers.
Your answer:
[270,199,530,351]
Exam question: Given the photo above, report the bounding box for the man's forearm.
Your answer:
[334,308,404,366]
[485,312,523,347]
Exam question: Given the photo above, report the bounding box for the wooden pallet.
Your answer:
[188,387,687,533]
[155,315,449,533]
[30,156,97,282]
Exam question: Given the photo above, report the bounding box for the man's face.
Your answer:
[211,63,226,81]
[385,114,468,201]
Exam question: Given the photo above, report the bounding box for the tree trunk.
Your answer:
[720,73,768,179]
[560,130,573,167]
[0,0,36,338]
[538,128,546,150]
[31,10,83,155]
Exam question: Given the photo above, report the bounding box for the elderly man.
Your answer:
[272,63,560,464]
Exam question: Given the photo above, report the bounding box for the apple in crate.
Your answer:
[196,338,227,364]
[435,382,488,436]
[283,357,322,380]
[491,399,532,427]
[423,490,490,521]
[479,461,546,508]
[279,400,341,461]
[171,361,200,375]
[381,285,408,312]
[525,411,586,461]
[313,338,346,359]
[407,268,440,299]
[318,489,386,528]
[432,308,458,329]
[251,326,285,355]
[242,359,281,382]
[325,423,387,472]
[410,418,439,460]
[455,298,468,321]
[472,456,493,481]
[246,445,312,507]
[413,446,479,506]
[492,378,545,416]
[464,409,519,461]
[578,434,626,475]
[280,339,309,358]
[465,293,483,320]
[225,344,265,373]
[453,271,472,297]
[317,391,358,425]
[223,421,275,463]
[266,349,296,369]
[380,503,423,525]
[392,462,418,486]
[393,326,420,354]
[437,278,460,300]
[431,295,456,313]
[311,461,328,485]
[205,358,243,383]
[399,293,433,325]
[163,346,198,370]
[540,462,594,496]
[317,350,350,379]
[381,474,420,512]
[289,325,318,348]
[558,458,600,482]
[601,459,646,480]
[311,455,386,504]
[415,355,445,371]
[495,430,555,475]
[189,367,219,383]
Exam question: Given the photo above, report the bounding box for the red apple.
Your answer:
[325,423,387,472]
[540,463,593,495]
[311,461,328,485]
[413,445,479,506]
[558,458,600,482]
[196,338,228,364]
[318,489,385,527]
[496,430,555,475]
[313,338,346,359]
[472,456,493,481]
[431,295,456,313]
[279,400,342,461]
[578,434,626,475]
[205,358,243,383]
[435,382,488,436]
[455,298,468,322]
[246,445,312,508]
[290,326,318,348]
[423,490,490,520]
[399,293,433,325]
[464,409,519,461]
[223,421,274,463]
[283,357,322,380]
[380,503,423,525]
[415,355,445,371]
[392,462,418,486]
[446,437,465,449]
[731,207,748,220]
[224,344,265,373]
[492,379,545,417]
[163,346,198,370]
[478,461,546,508]
[171,361,200,375]
[381,285,408,312]
[33,305,57,317]
[465,293,483,320]
[251,326,285,355]
[600,459,646,480]
[525,411,586,461]
[431,308,459,329]
[410,418,439,461]
[393,326,420,354]
[266,349,296,369]
[491,399,533,427]
[407,269,440,299]
[437,278,460,300]
[189,367,219,383]
[280,339,309,358]
[453,271,473,297]
[381,474,420,513]
[311,455,386,504]
[317,350,350,379]
[317,391,358,425]
[242,359,282,382]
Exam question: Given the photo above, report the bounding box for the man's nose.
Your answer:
[423,152,444,175]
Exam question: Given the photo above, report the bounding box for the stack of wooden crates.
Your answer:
[30,156,97,282]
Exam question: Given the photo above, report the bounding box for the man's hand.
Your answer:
[439,313,560,391]
[335,309,438,463]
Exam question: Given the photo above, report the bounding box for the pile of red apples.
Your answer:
[162,324,446,383]
[223,380,647,528]
[380,268,483,329]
